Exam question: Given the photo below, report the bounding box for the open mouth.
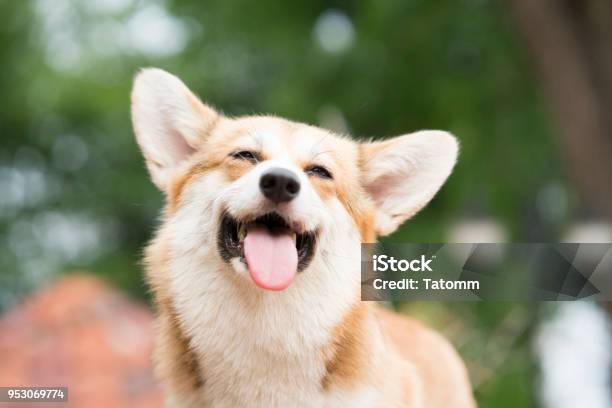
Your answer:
[218,212,316,290]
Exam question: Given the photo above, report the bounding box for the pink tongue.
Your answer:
[243,225,298,291]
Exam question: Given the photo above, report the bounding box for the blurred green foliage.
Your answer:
[0,0,568,405]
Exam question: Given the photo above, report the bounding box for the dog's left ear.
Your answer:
[360,130,458,236]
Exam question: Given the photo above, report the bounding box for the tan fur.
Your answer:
[131,68,474,407]
[321,302,371,391]
[375,308,475,407]
[144,235,204,394]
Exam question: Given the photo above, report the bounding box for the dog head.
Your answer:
[131,68,457,293]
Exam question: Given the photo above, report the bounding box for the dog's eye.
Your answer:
[305,165,333,180]
[231,150,260,164]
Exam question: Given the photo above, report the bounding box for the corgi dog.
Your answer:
[131,68,475,408]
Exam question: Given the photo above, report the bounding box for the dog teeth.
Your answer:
[238,224,247,241]
[291,232,297,243]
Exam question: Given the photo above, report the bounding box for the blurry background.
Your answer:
[1,0,611,407]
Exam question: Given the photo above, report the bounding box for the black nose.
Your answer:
[259,168,301,203]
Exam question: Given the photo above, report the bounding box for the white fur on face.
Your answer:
[221,158,326,234]
[168,121,360,283]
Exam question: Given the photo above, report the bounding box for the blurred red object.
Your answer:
[0,275,162,408]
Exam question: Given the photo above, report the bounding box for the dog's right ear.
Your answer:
[131,68,219,191]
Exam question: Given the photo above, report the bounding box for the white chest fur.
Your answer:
[168,257,378,407]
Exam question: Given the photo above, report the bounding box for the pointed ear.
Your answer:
[130,68,219,191]
[361,130,458,236]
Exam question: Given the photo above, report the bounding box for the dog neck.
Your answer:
[149,237,388,406]
[145,197,394,405]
